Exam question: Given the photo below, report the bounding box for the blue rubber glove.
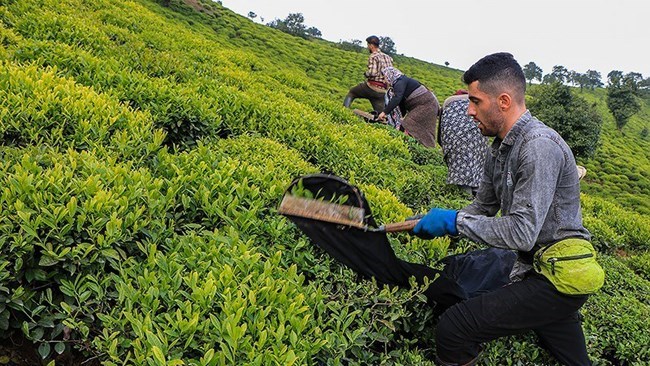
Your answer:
[412,208,459,239]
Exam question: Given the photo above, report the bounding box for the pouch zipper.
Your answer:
[548,253,594,275]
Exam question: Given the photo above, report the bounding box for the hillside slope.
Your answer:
[578,90,650,215]
[0,0,649,365]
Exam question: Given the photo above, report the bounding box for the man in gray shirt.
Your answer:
[413,53,592,365]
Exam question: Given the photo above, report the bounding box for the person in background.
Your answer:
[413,53,594,365]
[343,35,393,113]
[378,67,439,148]
[439,90,489,197]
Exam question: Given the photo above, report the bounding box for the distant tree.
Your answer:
[267,13,305,36]
[337,39,363,52]
[523,62,543,85]
[445,61,450,67]
[607,70,641,131]
[528,82,603,159]
[639,76,650,96]
[267,13,321,39]
[623,72,643,93]
[379,36,396,55]
[305,27,323,38]
[567,70,578,86]
[247,11,257,20]
[572,72,590,92]
[607,70,624,86]
[585,70,603,90]
[550,65,570,84]
[542,74,557,84]
[305,26,321,38]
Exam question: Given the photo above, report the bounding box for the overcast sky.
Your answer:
[220,0,650,78]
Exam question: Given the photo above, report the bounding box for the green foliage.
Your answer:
[379,36,396,55]
[621,252,650,282]
[336,39,364,53]
[581,194,650,252]
[522,61,542,85]
[528,82,603,159]
[578,93,650,215]
[582,256,650,364]
[0,0,648,364]
[607,87,641,131]
[0,62,164,163]
[267,13,321,40]
[0,146,171,359]
[95,232,330,365]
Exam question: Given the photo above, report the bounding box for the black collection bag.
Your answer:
[280,174,516,313]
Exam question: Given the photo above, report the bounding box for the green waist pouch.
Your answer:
[533,238,605,295]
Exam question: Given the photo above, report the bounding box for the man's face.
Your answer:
[367,43,373,53]
[467,81,505,137]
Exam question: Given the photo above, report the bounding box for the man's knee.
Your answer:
[347,82,366,97]
[435,306,482,365]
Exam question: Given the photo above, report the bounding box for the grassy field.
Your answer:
[0,0,649,364]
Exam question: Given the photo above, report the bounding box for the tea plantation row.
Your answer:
[0,0,649,364]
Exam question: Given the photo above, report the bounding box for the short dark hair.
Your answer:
[366,35,380,47]
[462,52,526,103]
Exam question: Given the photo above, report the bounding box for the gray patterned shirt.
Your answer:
[456,111,591,280]
[440,96,488,188]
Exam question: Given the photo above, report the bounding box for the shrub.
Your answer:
[0,147,171,358]
[0,62,164,163]
[528,82,603,159]
[0,0,649,364]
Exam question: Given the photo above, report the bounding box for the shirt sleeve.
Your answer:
[457,136,565,251]
[383,77,406,114]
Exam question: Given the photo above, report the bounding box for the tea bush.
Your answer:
[0,0,649,364]
[582,256,650,364]
[0,146,172,357]
[94,231,330,365]
[0,62,164,163]
[581,194,650,252]
[578,92,650,215]
[623,252,650,281]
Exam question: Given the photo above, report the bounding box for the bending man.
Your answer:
[343,35,393,113]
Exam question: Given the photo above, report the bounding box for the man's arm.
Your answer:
[383,78,406,114]
[457,137,564,251]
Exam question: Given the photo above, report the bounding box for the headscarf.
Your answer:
[381,66,403,86]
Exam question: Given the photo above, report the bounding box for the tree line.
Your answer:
[249,12,398,54]
[524,61,647,132]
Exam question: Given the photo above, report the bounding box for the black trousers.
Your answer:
[346,82,386,112]
[435,273,591,366]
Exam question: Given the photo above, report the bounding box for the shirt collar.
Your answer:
[501,110,532,147]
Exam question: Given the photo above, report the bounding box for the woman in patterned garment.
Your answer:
[377,67,440,148]
[440,90,489,196]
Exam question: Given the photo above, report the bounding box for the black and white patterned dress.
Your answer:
[440,96,489,188]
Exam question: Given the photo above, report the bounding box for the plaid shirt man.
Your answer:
[364,50,393,86]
